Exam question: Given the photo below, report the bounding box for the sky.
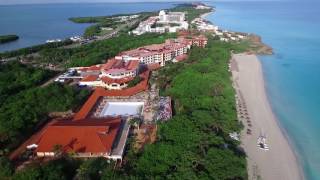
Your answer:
[0,0,197,5]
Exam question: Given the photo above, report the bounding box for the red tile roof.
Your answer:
[37,117,121,154]
[101,76,134,84]
[176,54,188,62]
[193,35,208,41]
[118,40,190,58]
[103,59,139,71]
[81,75,99,82]
[74,71,150,121]
[126,60,140,70]
[147,63,161,70]
[87,65,102,71]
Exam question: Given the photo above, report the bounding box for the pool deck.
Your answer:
[110,119,131,160]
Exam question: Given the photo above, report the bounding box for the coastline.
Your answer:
[200,11,213,19]
[231,53,303,180]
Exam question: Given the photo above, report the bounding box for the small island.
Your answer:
[0,35,19,44]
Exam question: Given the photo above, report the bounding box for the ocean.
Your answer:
[0,2,175,52]
[205,1,320,179]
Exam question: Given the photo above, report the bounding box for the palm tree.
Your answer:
[129,118,141,130]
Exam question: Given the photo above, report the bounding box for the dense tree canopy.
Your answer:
[38,33,176,68]
[170,4,212,23]
[0,83,90,152]
[123,39,248,179]
[0,40,73,59]
[0,61,56,105]
[0,38,250,180]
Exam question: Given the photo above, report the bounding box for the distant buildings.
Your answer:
[132,16,159,35]
[131,10,189,35]
[192,18,219,32]
[194,5,212,10]
[192,2,212,10]
[212,30,247,42]
[158,10,185,23]
[191,17,247,42]
[113,14,140,22]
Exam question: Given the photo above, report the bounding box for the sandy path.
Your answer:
[231,53,303,180]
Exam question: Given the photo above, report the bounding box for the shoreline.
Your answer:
[231,53,303,180]
[200,10,214,19]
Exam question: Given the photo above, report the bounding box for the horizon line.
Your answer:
[0,0,202,6]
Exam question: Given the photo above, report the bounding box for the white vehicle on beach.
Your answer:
[257,135,269,151]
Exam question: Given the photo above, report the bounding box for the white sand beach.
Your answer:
[200,12,212,19]
[231,53,303,180]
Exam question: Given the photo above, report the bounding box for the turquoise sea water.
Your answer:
[206,1,320,179]
[0,2,174,52]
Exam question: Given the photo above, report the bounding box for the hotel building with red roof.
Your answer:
[77,59,140,90]
[36,117,127,159]
[23,34,208,162]
[115,37,193,66]
[35,72,150,160]
[72,36,207,90]
[116,36,207,65]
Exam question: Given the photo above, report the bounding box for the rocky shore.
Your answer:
[247,34,273,55]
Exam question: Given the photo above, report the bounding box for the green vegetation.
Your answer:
[0,157,14,178]
[0,62,90,153]
[70,12,153,37]
[0,35,19,44]
[0,61,56,105]
[69,12,148,24]
[127,76,143,87]
[171,4,212,23]
[0,83,90,153]
[1,38,249,180]
[127,39,248,179]
[12,157,80,180]
[38,33,176,67]
[69,16,108,23]
[0,39,73,59]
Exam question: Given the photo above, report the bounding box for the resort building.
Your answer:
[131,16,159,35]
[189,35,208,48]
[35,73,152,161]
[61,35,207,89]
[77,59,140,90]
[131,10,188,35]
[36,117,126,160]
[101,59,139,79]
[158,10,185,23]
[115,37,193,66]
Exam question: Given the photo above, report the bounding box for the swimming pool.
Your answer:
[100,102,144,117]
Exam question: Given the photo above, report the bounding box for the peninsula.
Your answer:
[0,35,19,44]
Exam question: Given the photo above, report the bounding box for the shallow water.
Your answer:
[0,2,175,52]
